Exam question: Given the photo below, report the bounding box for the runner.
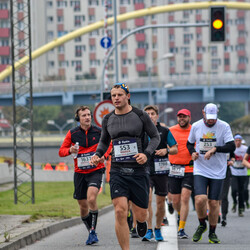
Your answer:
[142,105,178,242]
[187,103,235,244]
[230,134,248,217]
[168,109,193,239]
[90,83,160,250]
[59,106,111,245]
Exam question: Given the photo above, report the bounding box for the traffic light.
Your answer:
[210,7,225,42]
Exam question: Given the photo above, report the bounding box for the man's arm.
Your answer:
[59,131,72,157]
[142,112,160,159]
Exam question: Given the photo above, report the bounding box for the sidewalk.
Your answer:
[0,183,113,250]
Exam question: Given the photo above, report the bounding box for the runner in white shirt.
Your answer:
[187,103,235,244]
[230,134,248,217]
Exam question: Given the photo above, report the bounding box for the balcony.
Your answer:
[197,66,203,73]
[237,10,245,18]
[135,18,144,26]
[238,63,246,71]
[0,28,9,38]
[196,14,202,21]
[0,9,9,19]
[224,52,230,59]
[134,3,144,10]
[135,33,145,42]
[136,48,146,57]
[237,50,246,57]
[224,65,230,72]
[237,24,245,31]
[136,63,146,72]
[238,37,246,44]
[0,46,10,56]
[0,64,8,73]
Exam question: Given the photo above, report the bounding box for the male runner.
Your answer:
[187,103,235,244]
[90,83,160,250]
[168,109,193,239]
[59,106,111,245]
[142,105,178,242]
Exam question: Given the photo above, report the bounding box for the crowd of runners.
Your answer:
[59,82,249,249]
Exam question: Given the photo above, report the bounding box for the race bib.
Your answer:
[113,139,138,162]
[154,158,170,174]
[233,160,244,169]
[77,152,96,170]
[199,138,216,154]
[169,164,185,177]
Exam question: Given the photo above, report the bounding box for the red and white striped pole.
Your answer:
[104,0,109,91]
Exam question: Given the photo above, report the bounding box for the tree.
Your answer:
[230,115,250,134]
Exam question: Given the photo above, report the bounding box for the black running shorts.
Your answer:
[109,171,150,209]
[73,169,104,200]
[168,173,193,194]
[149,174,168,196]
[194,175,224,200]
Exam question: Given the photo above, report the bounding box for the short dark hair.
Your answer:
[112,84,131,105]
[144,105,159,115]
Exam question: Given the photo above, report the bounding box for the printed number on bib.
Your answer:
[77,152,96,170]
[169,165,185,177]
[199,138,216,154]
[154,158,170,173]
[113,139,138,162]
[233,161,244,169]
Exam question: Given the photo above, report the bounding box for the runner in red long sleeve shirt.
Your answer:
[59,105,111,245]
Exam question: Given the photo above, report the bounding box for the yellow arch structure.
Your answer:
[1,1,250,81]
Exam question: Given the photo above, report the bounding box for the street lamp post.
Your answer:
[158,107,174,126]
[47,119,74,136]
[148,53,174,105]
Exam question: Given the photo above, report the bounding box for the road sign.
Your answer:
[100,36,112,49]
[93,100,114,127]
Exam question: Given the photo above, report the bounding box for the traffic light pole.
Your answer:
[100,23,209,101]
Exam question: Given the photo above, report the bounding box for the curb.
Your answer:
[0,205,113,250]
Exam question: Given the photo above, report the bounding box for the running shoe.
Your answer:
[238,208,244,217]
[131,227,139,238]
[192,225,207,242]
[136,221,148,237]
[142,229,154,241]
[178,229,189,239]
[221,220,227,227]
[154,228,164,241]
[232,203,237,213]
[86,230,99,245]
[168,203,174,214]
[208,232,221,244]
[161,216,169,226]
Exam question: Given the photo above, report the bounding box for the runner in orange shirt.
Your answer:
[168,109,193,239]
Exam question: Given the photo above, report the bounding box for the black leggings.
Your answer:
[231,175,247,209]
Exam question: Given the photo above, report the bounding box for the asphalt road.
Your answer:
[21,196,250,250]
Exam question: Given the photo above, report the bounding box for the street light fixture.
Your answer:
[148,53,174,105]
[47,119,74,136]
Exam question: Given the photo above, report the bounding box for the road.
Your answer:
[21,193,250,250]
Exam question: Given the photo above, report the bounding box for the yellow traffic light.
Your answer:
[212,19,223,30]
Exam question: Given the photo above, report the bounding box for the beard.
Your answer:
[179,120,189,128]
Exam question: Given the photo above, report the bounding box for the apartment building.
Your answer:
[0,0,249,87]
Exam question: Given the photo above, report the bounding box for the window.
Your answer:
[47,1,53,8]
[224,45,233,52]
[47,31,54,40]
[89,30,99,36]
[18,3,24,10]
[57,1,67,7]
[210,46,217,57]
[47,16,53,23]
[1,56,10,64]
[48,61,55,67]
[1,39,9,46]
[224,58,230,66]
[183,10,189,19]
[197,47,205,53]
[89,0,99,5]
[59,61,69,67]
[121,44,127,51]
[0,3,8,9]
[236,44,245,51]
[211,59,221,70]
[239,57,248,64]
[122,59,131,65]
[75,45,85,57]
[75,16,85,26]
[57,16,64,23]
[90,45,96,51]
[90,60,100,66]
[235,18,245,25]
[89,15,96,22]
[58,46,65,53]
[181,47,190,57]
[184,60,193,70]
[71,1,81,11]
[75,36,82,42]
[197,59,202,66]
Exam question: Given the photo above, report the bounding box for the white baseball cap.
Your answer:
[204,103,218,120]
